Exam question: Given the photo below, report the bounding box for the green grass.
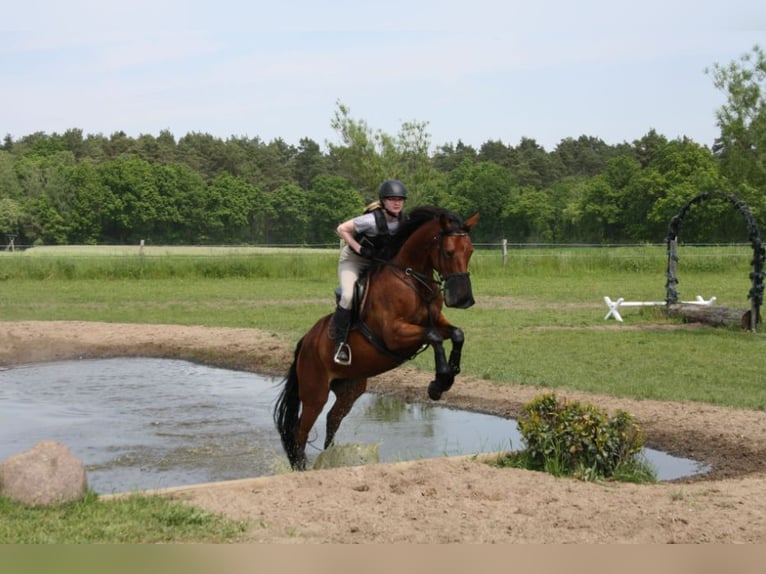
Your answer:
[2,245,764,409]
[494,449,658,484]
[0,492,246,543]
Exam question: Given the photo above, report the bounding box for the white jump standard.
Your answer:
[603,295,716,322]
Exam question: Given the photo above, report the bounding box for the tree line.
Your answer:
[1,46,764,248]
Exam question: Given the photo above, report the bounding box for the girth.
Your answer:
[356,320,427,363]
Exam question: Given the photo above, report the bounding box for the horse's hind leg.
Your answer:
[289,358,333,470]
[325,378,367,449]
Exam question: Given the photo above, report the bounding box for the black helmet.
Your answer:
[378,179,408,201]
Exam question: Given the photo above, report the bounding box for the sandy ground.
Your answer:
[2,320,766,543]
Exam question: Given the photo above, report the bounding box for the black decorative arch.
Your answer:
[664,192,765,329]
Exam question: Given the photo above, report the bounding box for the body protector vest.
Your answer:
[353,207,392,258]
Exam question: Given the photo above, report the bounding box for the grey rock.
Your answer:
[0,441,88,506]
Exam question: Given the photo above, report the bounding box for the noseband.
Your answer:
[434,229,475,309]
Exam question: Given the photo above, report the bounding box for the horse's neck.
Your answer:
[391,225,434,273]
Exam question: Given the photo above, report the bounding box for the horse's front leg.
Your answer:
[425,328,453,400]
[428,315,466,399]
[446,325,465,375]
[384,320,458,400]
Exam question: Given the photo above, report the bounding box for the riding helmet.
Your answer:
[378,180,408,201]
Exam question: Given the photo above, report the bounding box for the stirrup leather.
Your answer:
[333,342,352,365]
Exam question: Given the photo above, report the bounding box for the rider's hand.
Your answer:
[358,246,374,259]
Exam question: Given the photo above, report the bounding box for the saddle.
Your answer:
[334,271,426,363]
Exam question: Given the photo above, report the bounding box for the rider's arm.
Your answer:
[336,219,363,255]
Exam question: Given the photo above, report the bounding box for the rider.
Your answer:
[331,179,408,365]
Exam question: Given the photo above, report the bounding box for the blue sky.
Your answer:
[2,1,765,151]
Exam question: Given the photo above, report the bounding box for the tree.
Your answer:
[251,138,298,191]
[433,140,478,173]
[328,101,440,204]
[134,130,177,165]
[553,135,612,177]
[177,132,232,182]
[632,129,668,168]
[106,131,134,159]
[571,175,624,242]
[0,151,22,200]
[328,101,386,197]
[308,175,364,244]
[389,120,437,205]
[150,163,207,243]
[61,161,109,244]
[509,137,562,189]
[708,45,766,189]
[503,186,557,242]
[263,183,311,244]
[203,174,259,244]
[445,161,513,242]
[22,197,68,245]
[0,197,23,239]
[293,138,330,190]
[96,156,157,243]
[478,139,515,168]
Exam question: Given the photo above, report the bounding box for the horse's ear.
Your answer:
[464,212,480,230]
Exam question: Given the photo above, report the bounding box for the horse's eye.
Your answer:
[444,250,454,259]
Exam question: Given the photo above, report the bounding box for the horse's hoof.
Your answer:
[289,454,307,471]
[428,381,443,400]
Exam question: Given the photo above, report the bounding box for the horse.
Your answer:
[273,206,479,470]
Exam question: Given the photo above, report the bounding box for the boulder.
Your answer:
[0,441,88,506]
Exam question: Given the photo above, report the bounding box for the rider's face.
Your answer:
[383,197,405,213]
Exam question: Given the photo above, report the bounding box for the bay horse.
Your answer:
[273,206,479,470]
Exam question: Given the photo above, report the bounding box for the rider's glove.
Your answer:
[359,246,375,259]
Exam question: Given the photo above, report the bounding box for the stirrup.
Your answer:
[333,343,352,366]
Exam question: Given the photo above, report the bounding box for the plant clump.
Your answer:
[497,393,653,482]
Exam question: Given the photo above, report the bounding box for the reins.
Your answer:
[384,228,470,302]
[385,262,439,300]
[355,216,472,362]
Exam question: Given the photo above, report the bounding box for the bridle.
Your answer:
[387,225,472,303]
[356,219,474,361]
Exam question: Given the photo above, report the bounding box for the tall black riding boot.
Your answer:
[332,306,352,365]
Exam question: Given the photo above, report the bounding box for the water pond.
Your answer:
[0,358,709,493]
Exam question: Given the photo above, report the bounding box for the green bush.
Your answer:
[515,393,646,480]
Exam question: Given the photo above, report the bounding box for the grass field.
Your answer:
[2,244,764,410]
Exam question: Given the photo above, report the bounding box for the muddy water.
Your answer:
[0,358,709,494]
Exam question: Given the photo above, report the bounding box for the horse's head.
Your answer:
[388,207,480,309]
[435,211,479,309]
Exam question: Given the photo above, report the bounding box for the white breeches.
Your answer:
[338,247,370,309]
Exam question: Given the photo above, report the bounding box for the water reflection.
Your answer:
[0,358,708,493]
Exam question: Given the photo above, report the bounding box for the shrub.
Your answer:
[514,393,646,480]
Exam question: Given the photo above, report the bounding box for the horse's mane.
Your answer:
[384,205,465,259]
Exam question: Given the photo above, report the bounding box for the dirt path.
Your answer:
[3,320,765,543]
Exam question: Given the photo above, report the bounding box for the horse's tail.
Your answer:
[273,337,303,463]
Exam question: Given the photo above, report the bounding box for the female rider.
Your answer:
[331,179,408,365]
